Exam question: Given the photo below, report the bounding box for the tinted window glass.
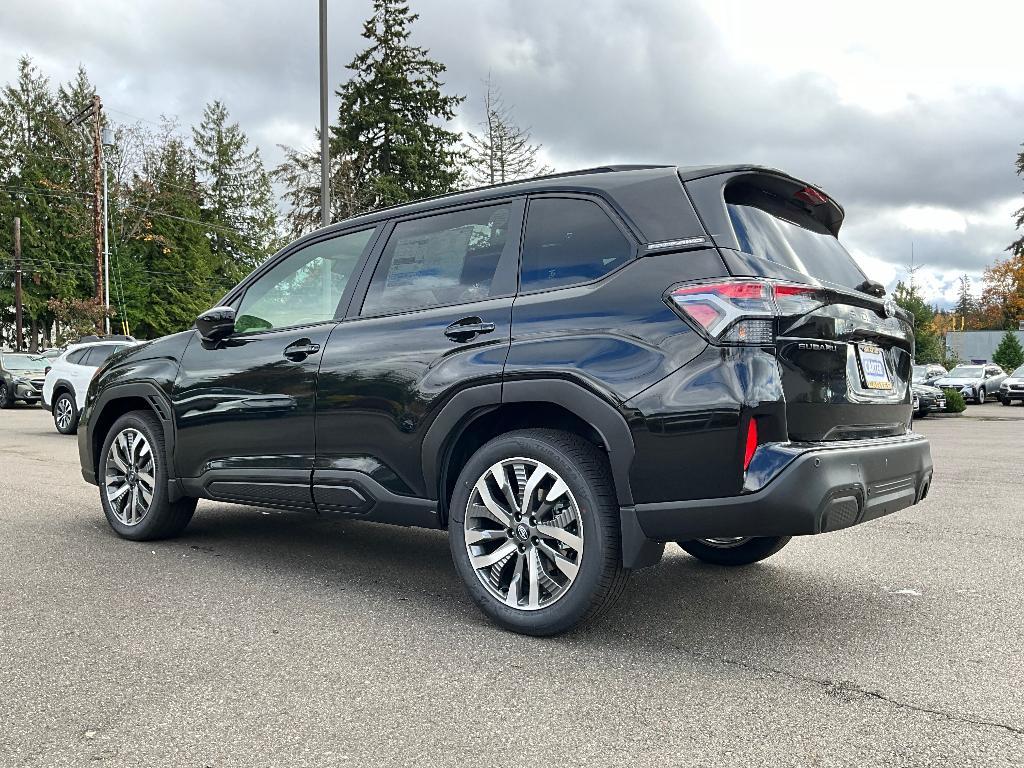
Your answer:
[726,184,866,289]
[520,198,631,291]
[362,204,512,316]
[84,345,126,366]
[236,228,374,333]
[66,349,89,365]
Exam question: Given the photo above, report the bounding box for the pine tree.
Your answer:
[464,75,551,187]
[331,0,464,214]
[992,331,1024,371]
[192,100,277,280]
[892,280,943,363]
[126,136,220,339]
[272,138,362,238]
[0,57,93,348]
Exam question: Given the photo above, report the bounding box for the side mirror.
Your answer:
[196,306,236,342]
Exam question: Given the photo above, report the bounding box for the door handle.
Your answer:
[444,318,496,341]
[283,339,321,361]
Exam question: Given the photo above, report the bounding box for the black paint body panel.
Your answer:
[77,164,930,568]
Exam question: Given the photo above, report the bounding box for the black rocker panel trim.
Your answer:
[313,469,438,528]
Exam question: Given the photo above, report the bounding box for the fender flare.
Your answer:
[89,381,177,477]
[421,379,636,507]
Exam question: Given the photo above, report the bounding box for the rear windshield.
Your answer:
[726,184,866,289]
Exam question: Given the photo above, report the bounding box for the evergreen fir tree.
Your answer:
[892,280,943,363]
[331,0,464,214]
[992,330,1024,372]
[192,100,277,280]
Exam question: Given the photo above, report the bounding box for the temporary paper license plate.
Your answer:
[858,343,892,390]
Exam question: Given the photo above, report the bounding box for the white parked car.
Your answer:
[42,338,137,434]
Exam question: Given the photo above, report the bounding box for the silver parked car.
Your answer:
[935,363,1007,404]
[912,363,947,385]
[998,365,1024,405]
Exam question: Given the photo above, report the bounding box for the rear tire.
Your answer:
[99,410,196,541]
[53,392,79,434]
[678,536,791,566]
[448,429,629,636]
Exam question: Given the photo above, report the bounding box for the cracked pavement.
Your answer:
[1,404,1022,767]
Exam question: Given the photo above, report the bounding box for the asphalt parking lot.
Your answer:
[1,404,1022,767]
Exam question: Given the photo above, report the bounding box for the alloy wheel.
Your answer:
[55,396,74,431]
[464,457,584,611]
[104,428,156,526]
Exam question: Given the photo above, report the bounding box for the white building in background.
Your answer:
[945,330,1024,364]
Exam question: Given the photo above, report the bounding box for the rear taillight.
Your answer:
[667,278,824,345]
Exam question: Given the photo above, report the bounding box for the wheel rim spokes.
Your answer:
[56,398,73,429]
[464,458,584,611]
[104,428,155,526]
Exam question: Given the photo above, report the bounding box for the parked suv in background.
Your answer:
[0,351,49,408]
[77,165,933,635]
[935,363,1006,404]
[999,365,1024,405]
[43,337,137,434]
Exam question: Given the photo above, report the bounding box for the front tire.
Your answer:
[53,392,79,434]
[448,429,628,636]
[99,410,196,541]
[0,383,12,409]
[678,536,791,566]
[975,387,986,405]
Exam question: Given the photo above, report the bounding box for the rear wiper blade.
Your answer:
[855,279,886,298]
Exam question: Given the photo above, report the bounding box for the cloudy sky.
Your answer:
[4,1,1023,306]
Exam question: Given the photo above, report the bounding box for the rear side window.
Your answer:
[66,349,88,365]
[726,183,865,289]
[520,198,631,291]
[83,345,125,366]
[362,204,513,316]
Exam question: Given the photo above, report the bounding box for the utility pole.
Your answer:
[319,0,331,228]
[13,217,23,351]
[90,95,104,327]
[102,126,113,335]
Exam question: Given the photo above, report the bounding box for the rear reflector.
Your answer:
[743,418,758,470]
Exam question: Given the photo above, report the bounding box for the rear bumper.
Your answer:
[634,432,932,541]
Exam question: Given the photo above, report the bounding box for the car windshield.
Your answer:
[948,365,983,377]
[912,365,928,382]
[1012,365,1024,378]
[1,353,48,371]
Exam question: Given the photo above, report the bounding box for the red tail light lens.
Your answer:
[743,418,758,470]
[667,279,824,344]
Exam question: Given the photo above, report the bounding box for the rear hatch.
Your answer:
[683,170,913,442]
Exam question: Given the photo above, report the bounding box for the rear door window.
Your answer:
[520,197,632,291]
[66,349,89,365]
[725,183,866,289]
[83,345,124,366]
[361,204,515,316]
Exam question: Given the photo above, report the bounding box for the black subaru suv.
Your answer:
[78,165,933,635]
